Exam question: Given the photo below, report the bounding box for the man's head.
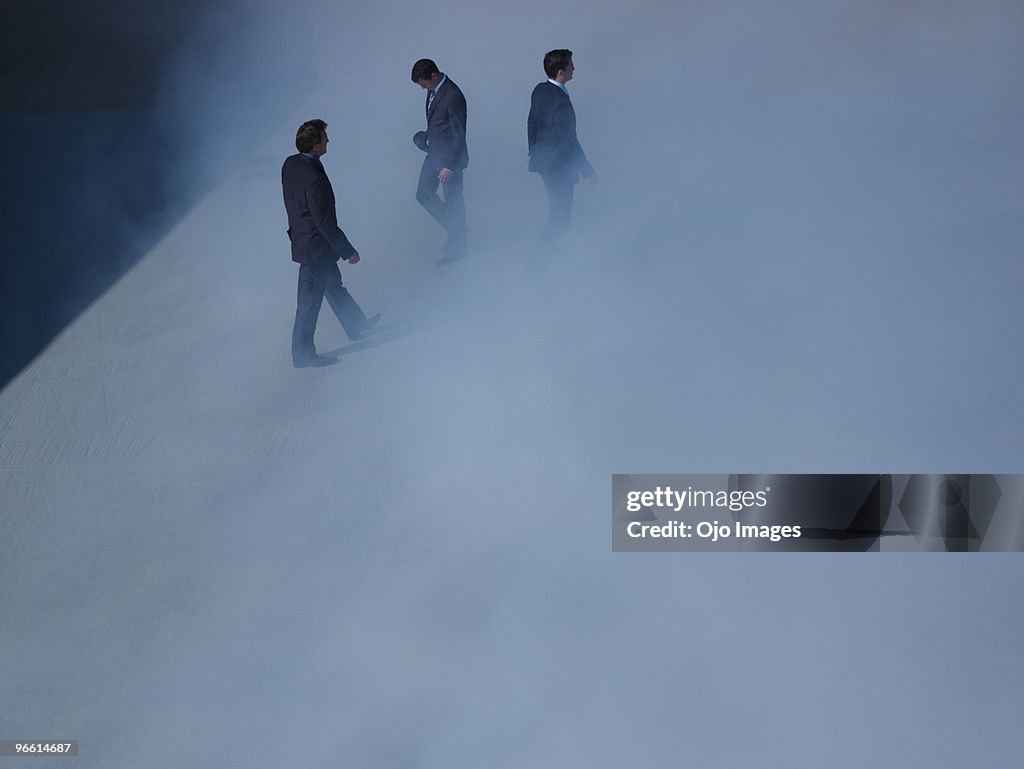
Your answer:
[543,49,575,83]
[412,58,443,90]
[296,119,329,157]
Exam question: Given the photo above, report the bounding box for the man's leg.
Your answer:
[292,262,326,362]
[441,169,467,253]
[540,172,575,246]
[416,156,447,230]
[322,261,368,340]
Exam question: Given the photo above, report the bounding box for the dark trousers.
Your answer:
[291,260,367,360]
[540,172,575,245]
[416,156,466,246]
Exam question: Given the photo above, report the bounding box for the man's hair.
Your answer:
[411,58,440,83]
[543,49,573,79]
[295,119,327,153]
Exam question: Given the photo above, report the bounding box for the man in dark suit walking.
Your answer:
[411,59,469,264]
[527,49,596,246]
[282,119,380,368]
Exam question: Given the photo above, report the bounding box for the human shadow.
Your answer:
[323,315,421,359]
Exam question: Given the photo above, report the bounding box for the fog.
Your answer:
[2,1,1023,766]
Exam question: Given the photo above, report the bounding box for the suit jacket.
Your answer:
[527,81,594,181]
[424,76,469,171]
[281,153,356,265]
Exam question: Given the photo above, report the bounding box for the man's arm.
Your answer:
[574,137,595,179]
[308,175,357,260]
[438,91,467,173]
[550,102,583,168]
[552,100,594,179]
[527,100,538,154]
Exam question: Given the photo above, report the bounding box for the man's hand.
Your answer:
[438,167,454,183]
[347,251,361,264]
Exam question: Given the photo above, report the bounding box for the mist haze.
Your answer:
[2,1,1023,766]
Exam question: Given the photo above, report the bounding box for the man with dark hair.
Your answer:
[282,119,380,368]
[527,49,596,246]
[411,58,469,264]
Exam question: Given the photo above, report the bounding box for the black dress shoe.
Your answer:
[293,353,338,368]
[348,312,382,340]
[441,228,469,254]
[436,249,466,265]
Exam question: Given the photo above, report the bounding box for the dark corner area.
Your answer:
[1,0,210,388]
